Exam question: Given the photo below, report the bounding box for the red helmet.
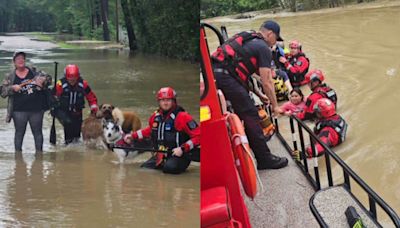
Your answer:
[157,87,176,100]
[289,40,301,49]
[305,69,325,83]
[314,98,336,118]
[64,64,80,80]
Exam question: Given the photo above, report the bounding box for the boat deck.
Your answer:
[245,135,319,227]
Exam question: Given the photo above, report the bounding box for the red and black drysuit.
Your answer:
[297,84,337,120]
[130,105,200,174]
[284,52,310,87]
[306,114,347,157]
[55,77,97,144]
[211,31,284,168]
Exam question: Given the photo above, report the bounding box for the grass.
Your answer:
[29,32,81,49]
[57,42,80,49]
[28,32,123,49]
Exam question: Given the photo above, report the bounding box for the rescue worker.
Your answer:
[279,40,310,87]
[305,98,347,157]
[54,64,98,144]
[124,87,200,174]
[297,69,337,120]
[211,20,288,170]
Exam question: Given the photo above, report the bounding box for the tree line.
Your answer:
[201,0,374,18]
[0,0,199,61]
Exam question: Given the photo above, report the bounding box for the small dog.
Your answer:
[81,114,105,148]
[103,119,140,163]
[97,104,141,133]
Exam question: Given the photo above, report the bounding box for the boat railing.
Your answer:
[271,112,400,227]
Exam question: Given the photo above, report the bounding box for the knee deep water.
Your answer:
[0,45,199,227]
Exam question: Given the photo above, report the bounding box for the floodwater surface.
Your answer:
[0,36,199,227]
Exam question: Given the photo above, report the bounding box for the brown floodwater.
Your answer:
[0,36,199,227]
[205,4,400,222]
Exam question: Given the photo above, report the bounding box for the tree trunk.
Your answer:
[290,0,297,12]
[100,0,110,41]
[87,0,94,31]
[95,0,102,27]
[115,0,119,43]
[120,0,137,50]
[0,12,4,32]
[130,0,149,47]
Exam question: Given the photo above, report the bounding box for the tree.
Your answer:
[120,0,137,50]
[100,0,110,41]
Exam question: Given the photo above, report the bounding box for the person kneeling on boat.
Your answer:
[54,64,98,144]
[124,87,200,174]
[303,98,347,158]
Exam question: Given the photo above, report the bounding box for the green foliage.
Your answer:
[122,0,199,61]
[201,0,280,18]
[1,0,198,60]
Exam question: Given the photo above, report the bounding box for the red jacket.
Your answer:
[296,92,325,120]
[285,54,309,76]
[131,107,200,153]
[306,114,347,157]
[55,78,98,111]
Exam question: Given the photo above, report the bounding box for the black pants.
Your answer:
[163,153,191,174]
[141,151,192,174]
[215,72,272,162]
[12,111,44,152]
[63,112,82,144]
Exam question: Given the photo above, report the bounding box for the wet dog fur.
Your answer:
[81,114,106,148]
[97,104,141,133]
[103,119,140,163]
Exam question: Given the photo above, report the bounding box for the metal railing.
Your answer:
[272,114,400,227]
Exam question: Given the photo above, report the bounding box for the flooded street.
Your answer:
[206,4,400,216]
[0,36,199,226]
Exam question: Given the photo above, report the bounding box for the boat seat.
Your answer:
[201,186,241,228]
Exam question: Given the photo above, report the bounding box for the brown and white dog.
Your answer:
[97,103,142,134]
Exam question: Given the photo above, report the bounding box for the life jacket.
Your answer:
[272,46,286,70]
[273,73,289,101]
[313,84,337,105]
[287,52,310,85]
[212,31,263,82]
[151,106,191,150]
[59,77,87,112]
[314,115,347,144]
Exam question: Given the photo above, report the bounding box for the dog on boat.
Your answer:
[96,104,141,133]
[103,119,140,163]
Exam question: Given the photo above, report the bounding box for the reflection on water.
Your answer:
[0,48,199,226]
[208,5,400,217]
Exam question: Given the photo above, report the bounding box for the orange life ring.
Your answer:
[227,113,258,199]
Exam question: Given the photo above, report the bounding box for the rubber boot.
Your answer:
[257,154,288,170]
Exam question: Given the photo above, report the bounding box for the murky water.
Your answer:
[206,4,400,218]
[0,37,199,227]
